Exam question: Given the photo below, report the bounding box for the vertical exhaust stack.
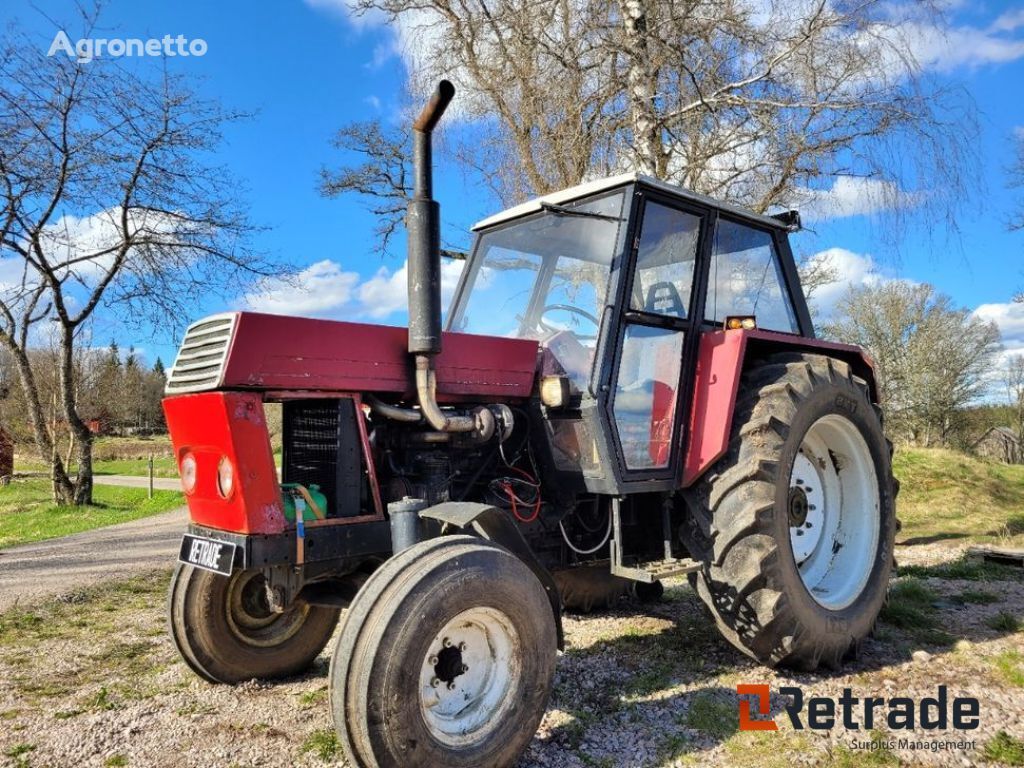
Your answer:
[407,81,482,434]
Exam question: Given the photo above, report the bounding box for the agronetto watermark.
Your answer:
[47,30,208,63]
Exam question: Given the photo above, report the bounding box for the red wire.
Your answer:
[503,467,541,523]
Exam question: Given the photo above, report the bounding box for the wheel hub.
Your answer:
[419,607,521,746]
[789,452,826,564]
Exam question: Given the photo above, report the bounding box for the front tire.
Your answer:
[688,352,897,670]
[330,536,557,768]
[168,564,341,683]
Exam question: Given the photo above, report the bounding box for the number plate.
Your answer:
[179,534,237,576]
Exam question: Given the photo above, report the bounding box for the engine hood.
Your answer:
[165,311,539,401]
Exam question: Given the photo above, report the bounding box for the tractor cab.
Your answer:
[448,174,813,495]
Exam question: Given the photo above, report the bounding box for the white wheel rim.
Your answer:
[419,606,521,747]
[788,414,880,611]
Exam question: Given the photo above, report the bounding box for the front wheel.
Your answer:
[168,564,340,683]
[330,535,557,768]
[688,352,897,670]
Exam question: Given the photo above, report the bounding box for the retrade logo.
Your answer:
[737,684,778,731]
[736,683,980,733]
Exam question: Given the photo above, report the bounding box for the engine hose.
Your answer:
[559,512,612,556]
[292,484,326,520]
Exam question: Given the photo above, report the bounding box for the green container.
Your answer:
[281,483,329,523]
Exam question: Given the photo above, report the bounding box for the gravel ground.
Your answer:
[1,542,1022,768]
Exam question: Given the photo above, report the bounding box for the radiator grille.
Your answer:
[165,313,237,394]
[283,399,364,518]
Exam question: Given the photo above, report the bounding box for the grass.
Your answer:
[879,579,954,646]
[300,729,340,761]
[0,477,182,549]
[951,589,1002,605]
[685,693,739,739]
[893,448,1024,547]
[992,650,1024,687]
[984,731,1024,765]
[986,611,1023,632]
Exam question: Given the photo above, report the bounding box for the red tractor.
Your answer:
[164,82,896,767]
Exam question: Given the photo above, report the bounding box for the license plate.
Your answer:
[179,534,237,576]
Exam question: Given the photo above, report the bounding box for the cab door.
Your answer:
[605,193,709,489]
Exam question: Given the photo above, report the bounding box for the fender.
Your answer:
[682,328,879,487]
[419,501,565,650]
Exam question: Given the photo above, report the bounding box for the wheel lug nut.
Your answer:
[461,664,469,673]
[443,637,452,648]
[430,677,440,688]
[447,681,456,690]
[458,642,467,651]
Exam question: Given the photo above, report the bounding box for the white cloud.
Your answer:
[792,176,912,222]
[239,257,466,322]
[900,20,1024,72]
[242,259,361,316]
[802,247,894,318]
[990,8,1024,35]
[974,301,1024,358]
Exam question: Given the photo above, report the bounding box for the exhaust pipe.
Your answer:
[406,81,482,434]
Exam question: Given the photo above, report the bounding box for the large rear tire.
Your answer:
[330,535,557,768]
[687,352,897,670]
[168,564,340,683]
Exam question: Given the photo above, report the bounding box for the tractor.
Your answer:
[163,81,897,768]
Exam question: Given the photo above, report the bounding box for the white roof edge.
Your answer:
[471,172,790,232]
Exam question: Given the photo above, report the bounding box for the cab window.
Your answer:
[705,219,798,333]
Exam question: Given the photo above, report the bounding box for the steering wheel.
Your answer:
[537,304,600,339]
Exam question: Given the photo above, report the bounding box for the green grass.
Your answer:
[950,589,1002,605]
[685,693,739,739]
[880,579,954,646]
[992,650,1024,687]
[893,448,1024,547]
[0,477,182,549]
[986,611,1023,632]
[984,731,1024,765]
[300,729,340,761]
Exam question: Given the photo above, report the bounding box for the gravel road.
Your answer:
[94,475,182,492]
[0,507,185,612]
[0,541,1022,768]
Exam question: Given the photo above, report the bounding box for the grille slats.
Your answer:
[165,313,237,393]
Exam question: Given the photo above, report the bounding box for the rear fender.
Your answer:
[682,328,878,487]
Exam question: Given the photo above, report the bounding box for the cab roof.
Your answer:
[471,172,793,233]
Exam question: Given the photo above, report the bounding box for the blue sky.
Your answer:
[3,0,1024,378]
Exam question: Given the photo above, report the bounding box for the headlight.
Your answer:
[180,453,197,494]
[217,456,235,498]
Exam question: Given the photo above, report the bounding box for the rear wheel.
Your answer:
[168,564,340,683]
[687,352,897,670]
[330,535,556,768]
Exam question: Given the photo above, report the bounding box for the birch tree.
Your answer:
[327,0,972,228]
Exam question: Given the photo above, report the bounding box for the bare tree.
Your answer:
[1011,131,1024,233]
[1005,354,1024,440]
[0,10,271,503]
[825,282,1001,446]
[327,0,973,234]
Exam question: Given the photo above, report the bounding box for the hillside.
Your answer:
[895,447,1024,548]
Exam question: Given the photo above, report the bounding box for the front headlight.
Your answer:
[217,456,235,498]
[180,452,198,494]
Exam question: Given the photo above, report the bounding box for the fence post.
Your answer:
[148,454,154,499]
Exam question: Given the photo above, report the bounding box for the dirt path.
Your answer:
[93,475,181,492]
[0,507,185,611]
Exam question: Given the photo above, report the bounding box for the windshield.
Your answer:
[449,191,626,390]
